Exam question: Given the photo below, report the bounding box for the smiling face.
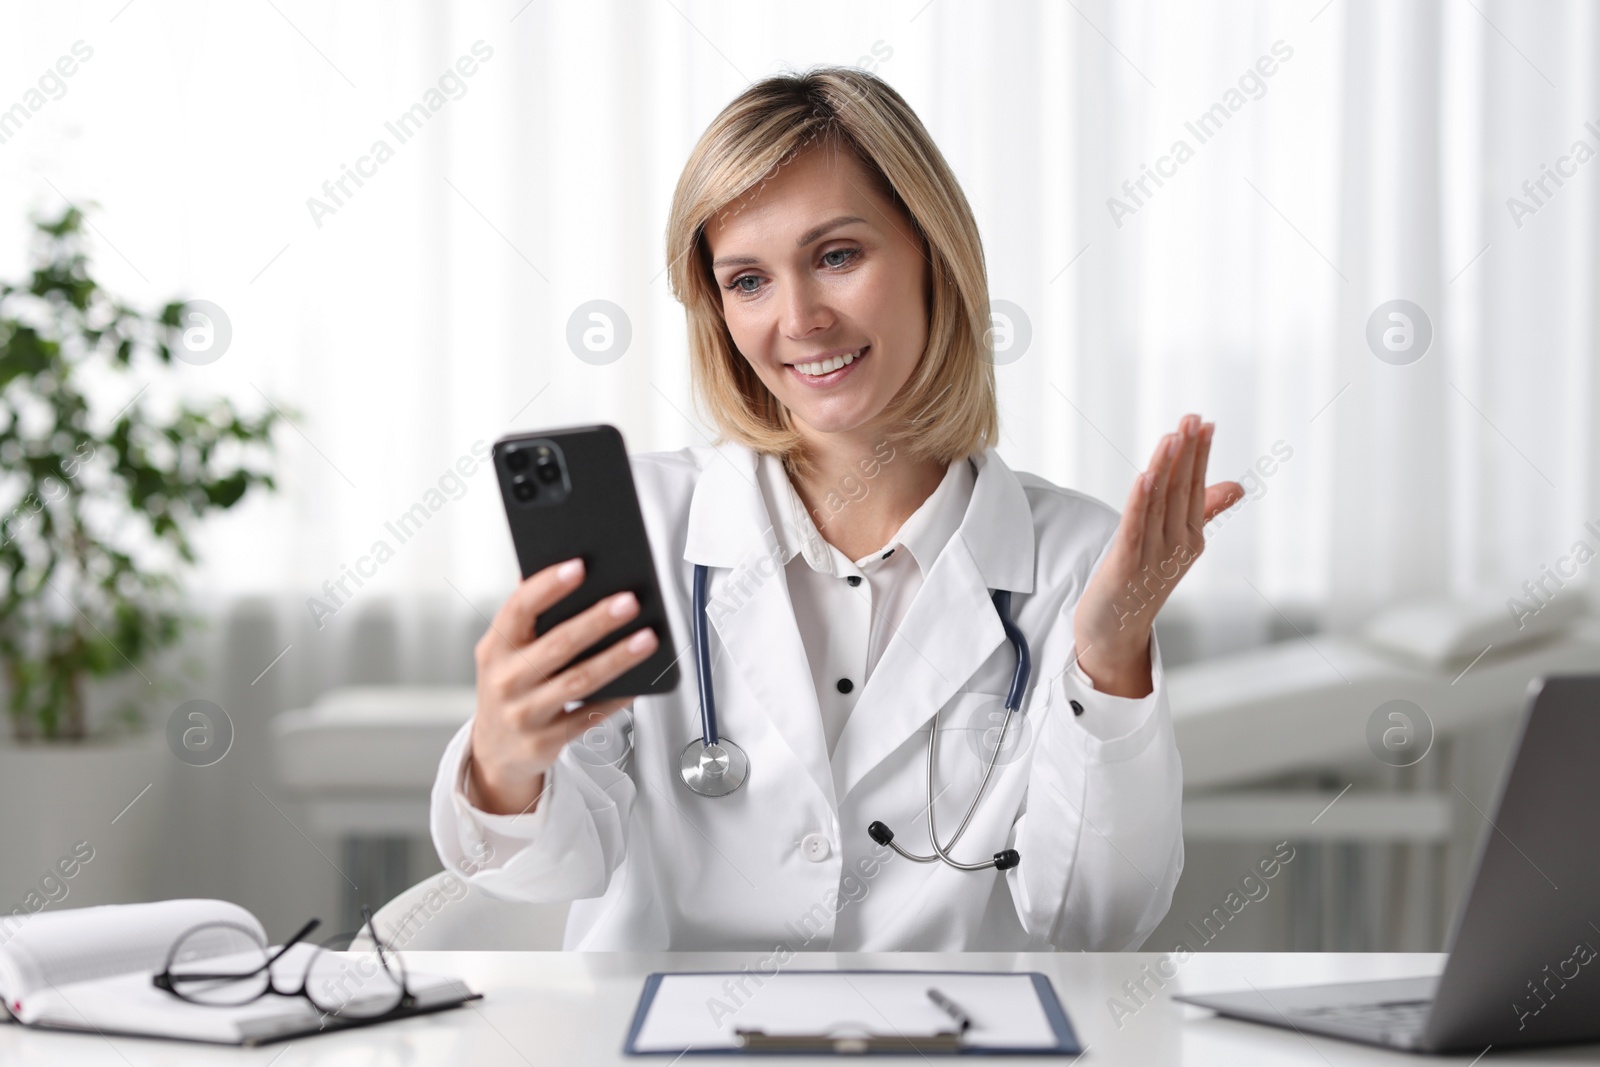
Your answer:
[703,142,930,443]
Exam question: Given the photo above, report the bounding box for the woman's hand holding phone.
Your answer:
[467,556,659,816]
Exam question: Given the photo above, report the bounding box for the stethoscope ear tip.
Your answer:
[993,849,1021,871]
[867,821,895,846]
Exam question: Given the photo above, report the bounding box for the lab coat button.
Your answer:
[800,833,831,862]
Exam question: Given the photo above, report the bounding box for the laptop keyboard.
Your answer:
[1288,999,1433,1034]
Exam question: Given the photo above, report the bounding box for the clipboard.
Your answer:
[624,970,1081,1056]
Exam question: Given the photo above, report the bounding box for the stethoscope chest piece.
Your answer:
[680,737,749,797]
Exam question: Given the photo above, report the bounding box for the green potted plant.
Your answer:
[0,206,284,906]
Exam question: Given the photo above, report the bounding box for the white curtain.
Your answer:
[4,0,1595,654]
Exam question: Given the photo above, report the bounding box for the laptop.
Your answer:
[1173,673,1600,1054]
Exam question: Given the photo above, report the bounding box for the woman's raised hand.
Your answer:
[467,558,659,816]
[1072,413,1245,697]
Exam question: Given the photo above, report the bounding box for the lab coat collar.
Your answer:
[683,440,836,806]
[682,438,1037,807]
[754,450,976,578]
[685,439,1035,591]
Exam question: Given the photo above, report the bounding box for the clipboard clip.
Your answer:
[735,1026,964,1054]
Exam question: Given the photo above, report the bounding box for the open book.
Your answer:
[0,899,477,1046]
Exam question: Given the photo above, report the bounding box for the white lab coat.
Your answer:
[431,438,1183,951]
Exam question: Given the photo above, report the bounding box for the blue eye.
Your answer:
[722,248,859,297]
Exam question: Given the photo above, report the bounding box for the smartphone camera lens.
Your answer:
[503,440,565,506]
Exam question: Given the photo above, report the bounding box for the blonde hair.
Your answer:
[665,66,997,481]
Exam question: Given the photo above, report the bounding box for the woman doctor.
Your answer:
[431,67,1244,951]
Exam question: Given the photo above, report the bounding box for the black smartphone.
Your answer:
[492,424,679,701]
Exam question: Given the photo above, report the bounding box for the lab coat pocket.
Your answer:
[924,690,1034,848]
[944,690,1034,774]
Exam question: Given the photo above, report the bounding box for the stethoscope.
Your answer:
[678,562,752,797]
[679,562,1029,872]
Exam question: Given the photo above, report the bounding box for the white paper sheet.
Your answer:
[0,899,261,1011]
[631,971,1061,1052]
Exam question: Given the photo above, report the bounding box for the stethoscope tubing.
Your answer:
[685,564,1028,872]
[876,589,1028,871]
[692,560,719,748]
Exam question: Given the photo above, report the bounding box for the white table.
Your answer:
[5,951,1598,1064]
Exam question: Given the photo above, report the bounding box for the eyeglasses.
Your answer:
[152,906,414,1022]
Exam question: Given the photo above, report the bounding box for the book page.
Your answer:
[0,899,261,1015]
[21,943,474,1044]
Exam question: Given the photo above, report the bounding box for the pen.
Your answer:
[926,987,973,1033]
